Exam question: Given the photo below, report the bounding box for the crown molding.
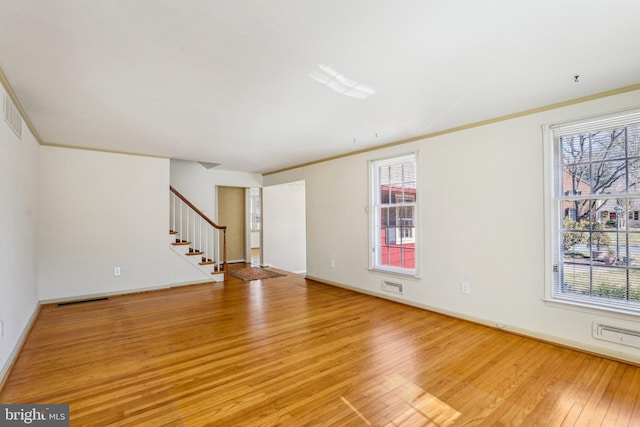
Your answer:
[41,142,170,160]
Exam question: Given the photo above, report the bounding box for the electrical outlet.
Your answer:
[114,267,122,276]
[0,321,3,338]
[461,281,471,295]
[330,259,335,269]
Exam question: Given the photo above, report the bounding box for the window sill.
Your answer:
[368,267,420,280]
[542,297,640,321]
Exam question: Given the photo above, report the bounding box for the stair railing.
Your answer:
[170,186,227,272]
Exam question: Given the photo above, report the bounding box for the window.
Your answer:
[370,154,417,275]
[249,188,261,232]
[548,109,640,314]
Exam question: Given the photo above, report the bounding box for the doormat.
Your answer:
[228,267,285,281]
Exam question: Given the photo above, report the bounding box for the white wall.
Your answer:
[38,147,205,301]
[0,88,40,382]
[263,181,307,274]
[170,159,262,220]
[267,89,640,363]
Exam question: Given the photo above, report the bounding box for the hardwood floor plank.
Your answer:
[2,268,640,426]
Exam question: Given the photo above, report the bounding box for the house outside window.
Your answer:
[547,110,640,314]
[370,154,417,275]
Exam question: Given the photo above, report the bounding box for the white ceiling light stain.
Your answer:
[310,64,376,100]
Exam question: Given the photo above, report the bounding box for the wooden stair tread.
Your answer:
[172,241,191,246]
[169,230,178,235]
[199,260,216,265]
[186,251,204,256]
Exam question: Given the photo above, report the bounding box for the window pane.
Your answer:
[629,159,640,193]
[561,163,590,196]
[560,134,589,166]
[561,227,589,262]
[590,160,626,195]
[590,128,626,162]
[591,266,628,301]
[628,125,640,157]
[561,262,590,296]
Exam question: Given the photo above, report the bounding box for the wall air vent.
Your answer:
[592,322,640,349]
[382,280,403,294]
[3,93,22,140]
[56,297,110,307]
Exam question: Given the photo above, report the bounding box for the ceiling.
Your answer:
[1,1,639,174]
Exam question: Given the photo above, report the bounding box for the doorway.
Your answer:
[217,186,246,263]
[248,187,262,266]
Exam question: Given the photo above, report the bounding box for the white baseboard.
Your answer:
[305,275,640,366]
[39,279,214,306]
[263,263,305,275]
[0,303,41,391]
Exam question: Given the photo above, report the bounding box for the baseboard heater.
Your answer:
[592,322,640,349]
[56,297,110,307]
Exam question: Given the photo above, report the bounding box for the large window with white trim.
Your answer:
[370,154,417,275]
[549,110,640,314]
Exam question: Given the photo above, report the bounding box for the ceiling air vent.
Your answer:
[3,93,22,140]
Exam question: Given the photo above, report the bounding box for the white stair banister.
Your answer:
[169,186,227,275]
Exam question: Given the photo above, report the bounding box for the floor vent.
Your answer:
[3,93,22,140]
[381,280,403,294]
[56,297,110,307]
[592,322,640,349]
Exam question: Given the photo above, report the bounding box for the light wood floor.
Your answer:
[2,266,640,426]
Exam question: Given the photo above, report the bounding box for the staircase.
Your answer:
[169,186,226,282]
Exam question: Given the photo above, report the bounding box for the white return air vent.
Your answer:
[592,322,640,349]
[3,93,22,140]
[381,280,403,294]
